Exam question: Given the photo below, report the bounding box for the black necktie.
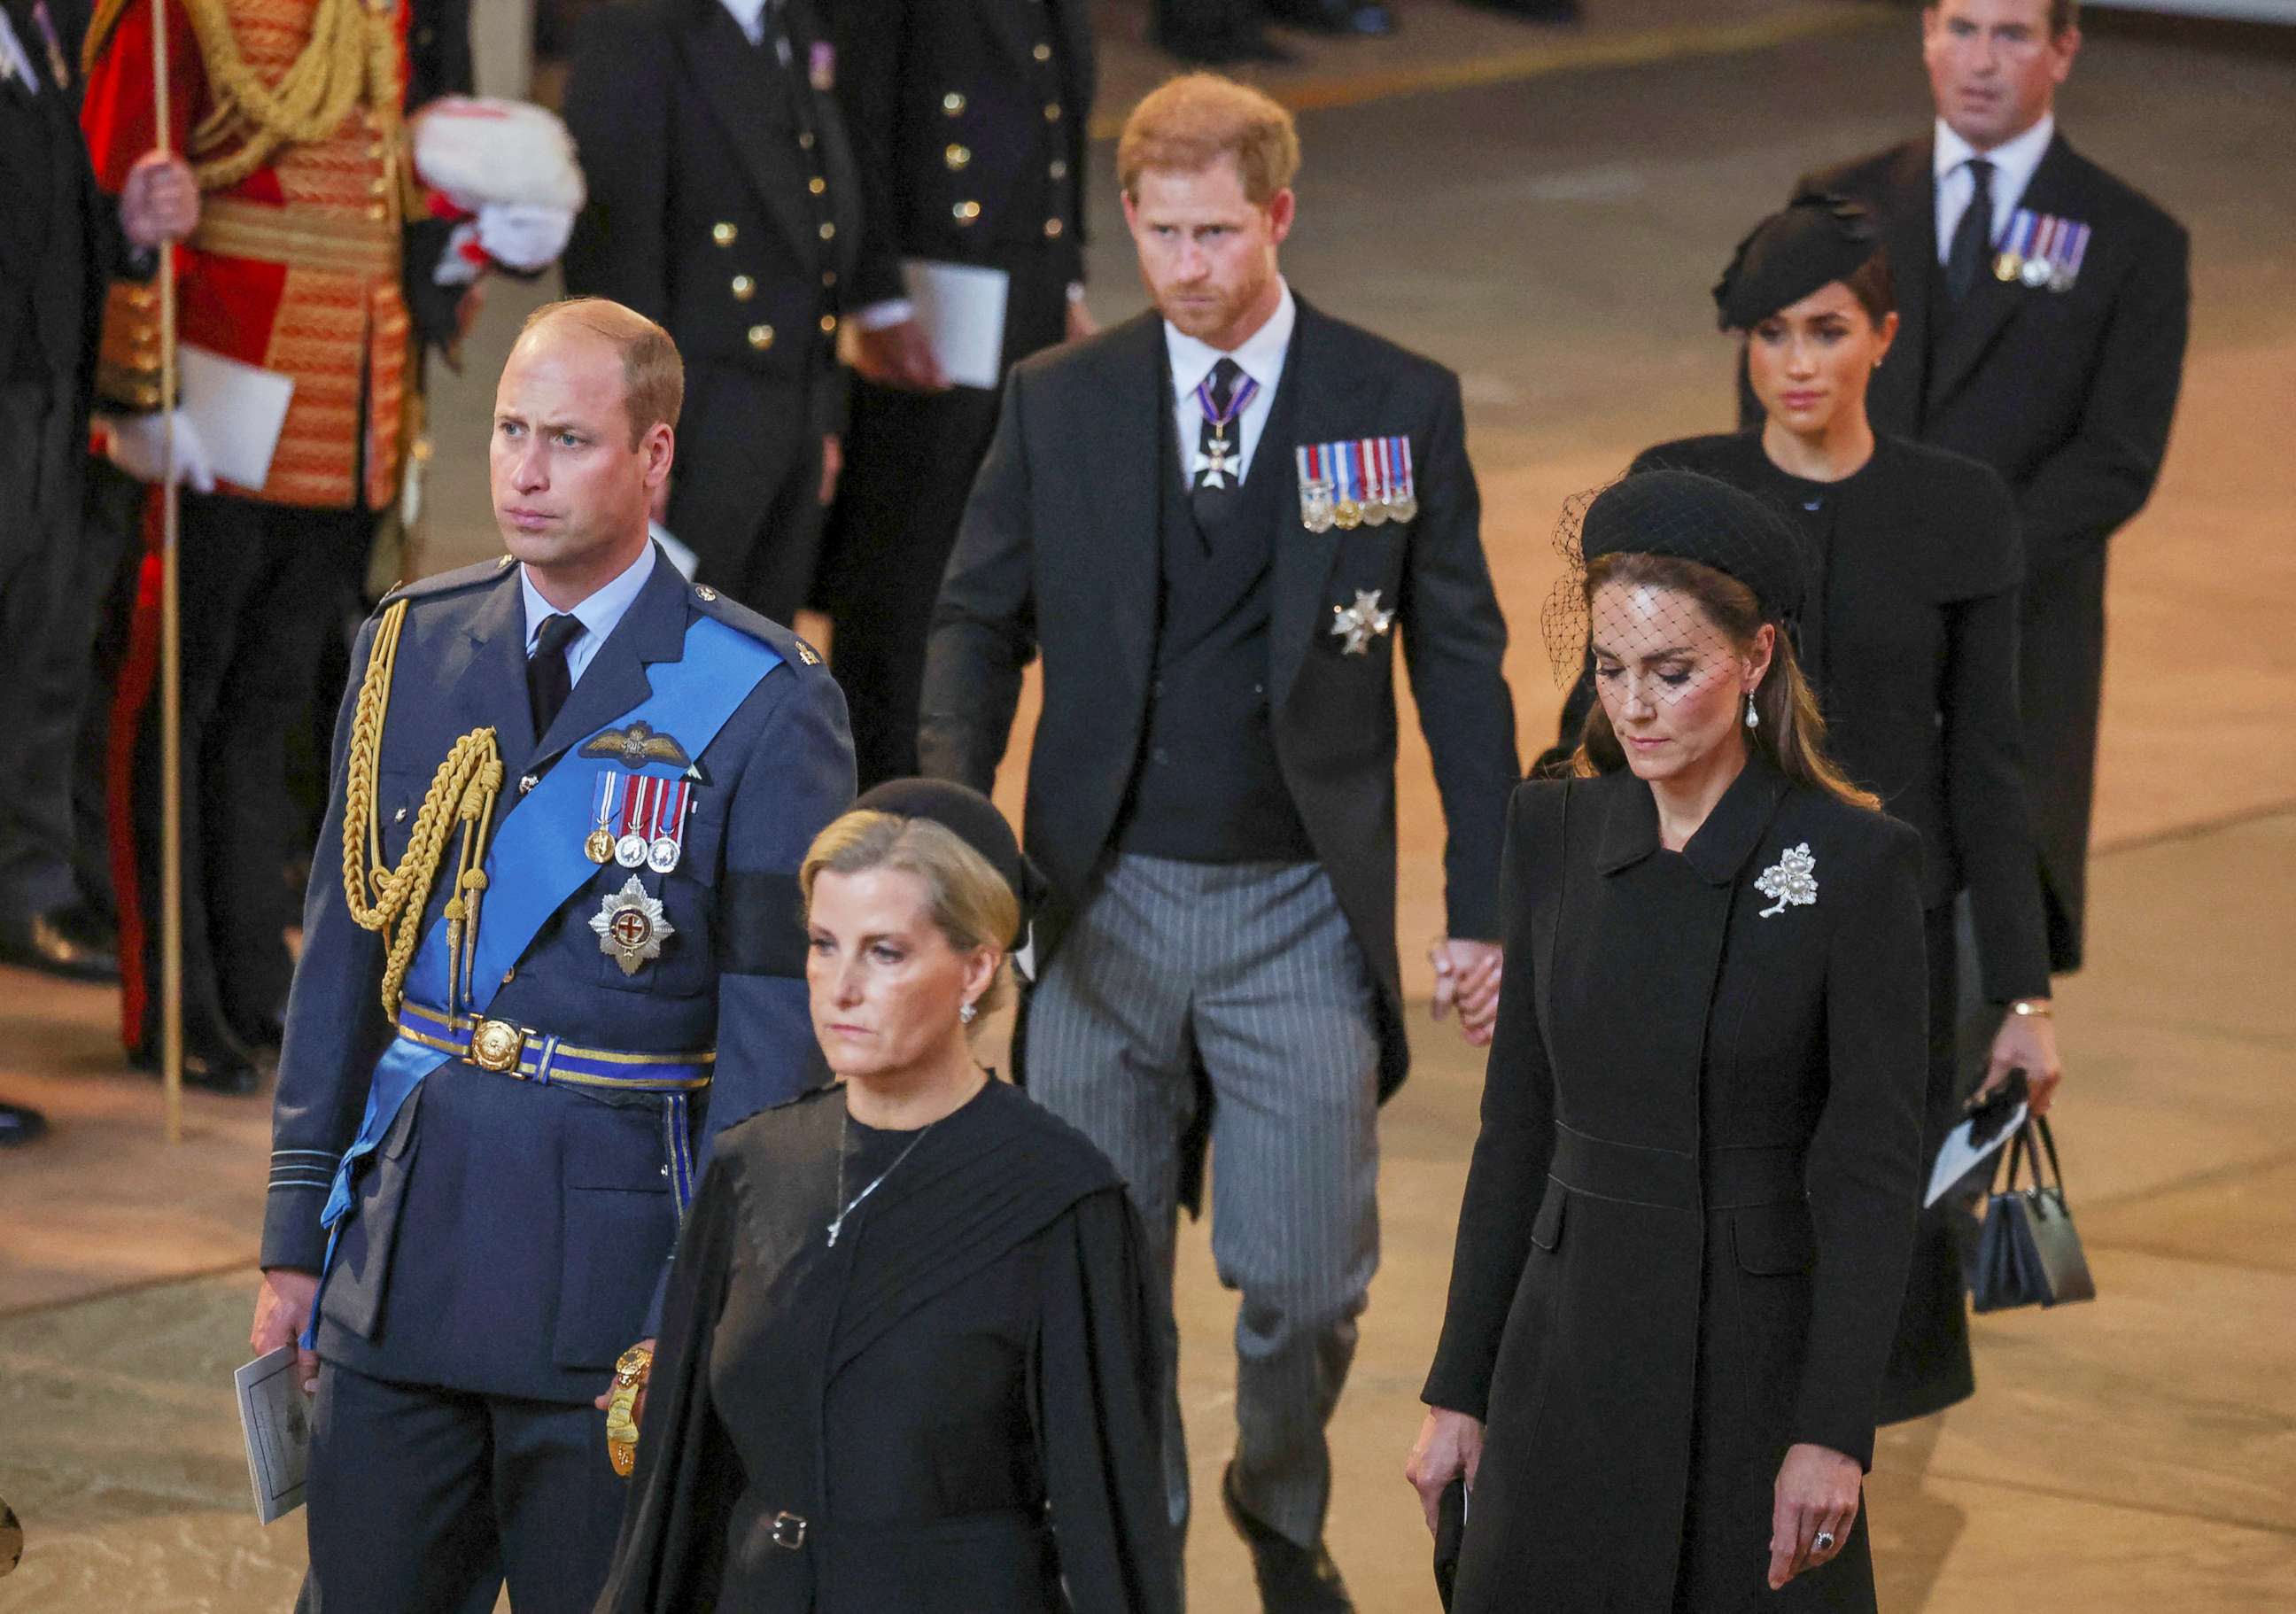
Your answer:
[1946,158,1996,306]
[1191,357,1248,529]
[527,612,583,739]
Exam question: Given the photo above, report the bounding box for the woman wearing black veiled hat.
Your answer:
[593,780,1179,1614]
[1633,195,2063,1427]
[1407,470,1928,1610]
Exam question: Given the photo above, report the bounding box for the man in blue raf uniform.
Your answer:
[247,297,855,1614]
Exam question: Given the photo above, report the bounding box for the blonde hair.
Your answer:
[800,811,1020,1024]
[517,298,684,451]
[1117,74,1300,205]
[1571,553,1879,811]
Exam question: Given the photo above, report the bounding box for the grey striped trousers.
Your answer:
[1026,854,1382,1552]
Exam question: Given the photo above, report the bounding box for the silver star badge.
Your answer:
[1329,590,1395,656]
[590,874,676,975]
[1755,842,1819,919]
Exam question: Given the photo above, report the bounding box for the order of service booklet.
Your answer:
[234,1346,311,1524]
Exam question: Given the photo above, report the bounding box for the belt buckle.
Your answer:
[770,1511,807,1551]
[469,1018,525,1074]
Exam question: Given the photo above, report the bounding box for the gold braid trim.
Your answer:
[170,0,402,191]
[341,599,503,1017]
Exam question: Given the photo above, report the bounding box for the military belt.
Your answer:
[393,1000,714,1092]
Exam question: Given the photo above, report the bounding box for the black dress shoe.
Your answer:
[0,904,121,983]
[130,1012,262,1097]
[0,1103,49,1147]
[1222,1463,1354,1612]
[1265,0,1397,35]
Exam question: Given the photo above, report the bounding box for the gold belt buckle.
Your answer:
[469,1018,525,1074]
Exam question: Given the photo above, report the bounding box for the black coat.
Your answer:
[1628,431,2052,1002]
[595,1079,1180,1613]
[1424,762,1927,1611]
[919,301,1519,1098]
[827,0,1093,303]
[1796,132,2190,971]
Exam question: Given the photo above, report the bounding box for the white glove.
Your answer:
[476,204,575,273]
[100,410,218,493]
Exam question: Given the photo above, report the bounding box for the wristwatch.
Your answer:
[604,1345,654,1478]
[2008,998,2053,1019]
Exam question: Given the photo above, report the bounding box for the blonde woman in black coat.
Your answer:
[1408,470,1928,1610]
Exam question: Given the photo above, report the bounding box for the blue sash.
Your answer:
[305,618,782,1341]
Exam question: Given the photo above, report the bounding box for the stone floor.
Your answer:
[4,3,2294,1609]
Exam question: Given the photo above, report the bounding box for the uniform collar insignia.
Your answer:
[581,720,693,772]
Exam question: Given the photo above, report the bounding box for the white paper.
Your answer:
[901,259,1010,391]
[1925,1099,2028,1207]
[180,345,296,491]
[234,1346,311,1524]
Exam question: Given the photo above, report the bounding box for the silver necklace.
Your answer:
[826,1113,938,1246]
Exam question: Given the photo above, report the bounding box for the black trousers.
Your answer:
[0,377,96,921]
[304,1361,626,1614]
[817,247,1071,788]
[1875,902,1978,1424]
[667,367,825,626]
[118,491,373,1048]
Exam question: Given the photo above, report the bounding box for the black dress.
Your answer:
[1627,431,2052,1420]
[593,1078,1180,1613]
[1423,761,1927,1612]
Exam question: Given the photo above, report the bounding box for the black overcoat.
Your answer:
[919,301,1519,1098]
[1423,760,1927,1611]
[1792,133,2190,971]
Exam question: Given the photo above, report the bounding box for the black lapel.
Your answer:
[1927,132,2082,412]
[973,0,1038,78]
[1869,139,1935,435]
[524,547,693,775]
[676,0,818,267]
[440,568,538,765]
[1086,314,1168,700]
[1270,299,1374,708]
[1051,0,1094,113]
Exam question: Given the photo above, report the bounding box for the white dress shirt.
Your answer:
[521,541,657,688]
[1933,114,2056,263]
[1164,279,1298,489]
[718,0,791,62]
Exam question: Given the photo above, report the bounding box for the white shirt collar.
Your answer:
[0,12,44,94]
[1164,279,1298,401]
[718,0,773,46]
[1934,113,2055,199]
[521,541,657,665]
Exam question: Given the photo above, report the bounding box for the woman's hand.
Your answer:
[1768,1442,1861,1589]
[1405,1407,1484,1534]
[1981,1003,2064,1114]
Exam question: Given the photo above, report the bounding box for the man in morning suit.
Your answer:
[562,0,894,625]
[1794,0,2188,974]
[919,75,1518,1613]
[814,0,1098,789]
[247,299,854,1614]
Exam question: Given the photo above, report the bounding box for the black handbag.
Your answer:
[1970,1117,2097,1312]
[1432,1478,1466,1610]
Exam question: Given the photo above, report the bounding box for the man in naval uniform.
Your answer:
[248,298,854,1614]
[920,74,1517,1613]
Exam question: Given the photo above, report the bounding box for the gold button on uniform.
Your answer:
[712,222,737,246]
[1049,159,1068,180]
[822,270,837,287]
[945,144,971,171]
[942,91,966,115]
[808,176,826,195]
[1044,218,1064,238]
[819,314,838,335]
[818,221,836,240]
[953,200,981,224]
[798,130,815,150]
[731,275,756,300]
[1043,103,1061,121]
[748,323,775,350]
[1033,42,1052,61]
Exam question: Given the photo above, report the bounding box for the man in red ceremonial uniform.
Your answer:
[80,0,557,1090]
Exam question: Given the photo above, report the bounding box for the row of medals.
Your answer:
[586,824,681,874]
[1996,247,2076,292]
[1300,480,1417,535]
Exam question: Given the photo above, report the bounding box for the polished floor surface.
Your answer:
[4,3,2292,1607]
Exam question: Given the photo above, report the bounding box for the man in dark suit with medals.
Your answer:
[920,74,1517,1613]
[814,0,1098,789]
[0,0,193,1141]
[562,0,890,625]
[1794,0,2189,975]
[246,299,854,1613]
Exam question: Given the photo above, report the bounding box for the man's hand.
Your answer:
[1979,1003,2063,1114]
[251,1269,322,1395]
[1429,939,1502,1048]
[850,318,950,392]
[119,151,198,250]
[819,434,842,506]
[1404,1407,1484,1534]
[1768,1442,1861,1589]
[1065,295,1098,343]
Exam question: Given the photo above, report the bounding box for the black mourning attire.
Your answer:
[596,1079,1181,1614]
[1425,762,1928,1612]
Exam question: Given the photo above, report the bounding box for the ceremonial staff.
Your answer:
[151,0,183,1143]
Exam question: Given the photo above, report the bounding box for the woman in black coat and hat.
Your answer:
[593,780,1180,1614]
[1631,196,2064,1422]
[1408,470,1928,1610]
